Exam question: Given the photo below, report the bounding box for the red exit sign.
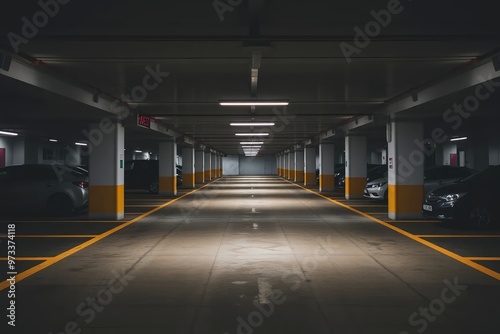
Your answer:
[137,115,151,128]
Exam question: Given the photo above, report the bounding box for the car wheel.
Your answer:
[469,206,491,229]
[148,181,159,194]
[47,193,74,215]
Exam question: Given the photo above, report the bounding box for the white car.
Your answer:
[364,166,476,201]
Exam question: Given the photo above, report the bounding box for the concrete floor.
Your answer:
[2,176,500,333]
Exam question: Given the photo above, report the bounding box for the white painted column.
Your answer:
[304,147,316,186]
[88,121,124,220]
[287,152,294,180]
[388,121,424,219]
[195,149,205,184]
[204,151,211,181]
[182,147,195,188]
[159,140,177,196]
[345,136,367,199]
[319,143,335,192]
[294,149,304,183]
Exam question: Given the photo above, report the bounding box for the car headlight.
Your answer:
[369,182,387,188]
[438,193,465,202]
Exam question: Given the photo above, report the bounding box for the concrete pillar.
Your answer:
[182,147,195,188]
[345,136,367,199]
[195,150,205,184]
[319,143,335,192]
[279,155,283,176]
[388,121,424,219]
[287,152,294,180]
[88,122,125,220]
[276,156,280,175]
[283,153,290,179]
[294,150,304,182]
[304,147,316,186]
[210,153,217,179]
[159,140,177,196]
[204,152,211,181]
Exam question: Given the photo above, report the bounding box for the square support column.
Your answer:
[294,150,304,182]
[345,136,367,199]
[319,143,335,192]
[388,121,424,219]
[88,121,124,220]
[283,153,289,178]
[211,152,216,179]
[195,150,205,184]
[182,147,195,188]
[304,147,316,186]
[287,152,294,180]
[204,152,211,181]
[159,141,177,196]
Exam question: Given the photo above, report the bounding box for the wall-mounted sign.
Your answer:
[137,115,151,128]
[389,157,394,169]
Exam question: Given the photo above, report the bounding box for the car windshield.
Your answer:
[457,166,500,183]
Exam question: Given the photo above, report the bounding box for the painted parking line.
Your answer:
[125,204,162,208]
[348,204,388,207]
[0,257,51,261]
[287,179,500,281]
[417,235,500,238]
[0,220,128,223]
[0,179,220,292]
[15,235,99,238]
[466,257,500,261]
[389,220,442,223]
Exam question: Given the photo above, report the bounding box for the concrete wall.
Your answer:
[223,155,276,175]
[223,155,239,175]
[0,136,14,166]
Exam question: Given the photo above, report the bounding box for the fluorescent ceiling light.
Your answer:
[235,133,269,136]
[240,142,264,145]
[450,137,467,142]
[49,139,58,143]
[135,150,143,153]
[0,130,18,136]
[241,146,262,148]
[230,122,275,126]
[220,101,289,106]
[75,142,88,146]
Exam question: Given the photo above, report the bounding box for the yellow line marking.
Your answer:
[125,212,148,215]
[0,179,219,291]
[348,204,388,207]
[417,235,500,238]
[390,220,441,223]
[0,220,127,223]
[364,212,388,215]
[125,204,161,207]
[286,179,500,281]
[466,257,500,261]
[0,257,51,261]
[16,235,98,238]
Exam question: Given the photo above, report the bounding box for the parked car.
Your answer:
[0,164,89,215]
[422,165,500,228]
[125,160,182,193]
[336,164,387,188]
[364,166,476,201]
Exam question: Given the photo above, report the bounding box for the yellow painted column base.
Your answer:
[345,177,367,199]
[320,174,335,192]
[304,172,316,186]
[195,171,204,184]
[89,185,124,220]
[159,176,177,195]
[294,170,304,182]
[183,173,195,188]
[388,184,424,219]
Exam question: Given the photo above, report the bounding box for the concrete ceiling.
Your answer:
[1,0,499,155]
